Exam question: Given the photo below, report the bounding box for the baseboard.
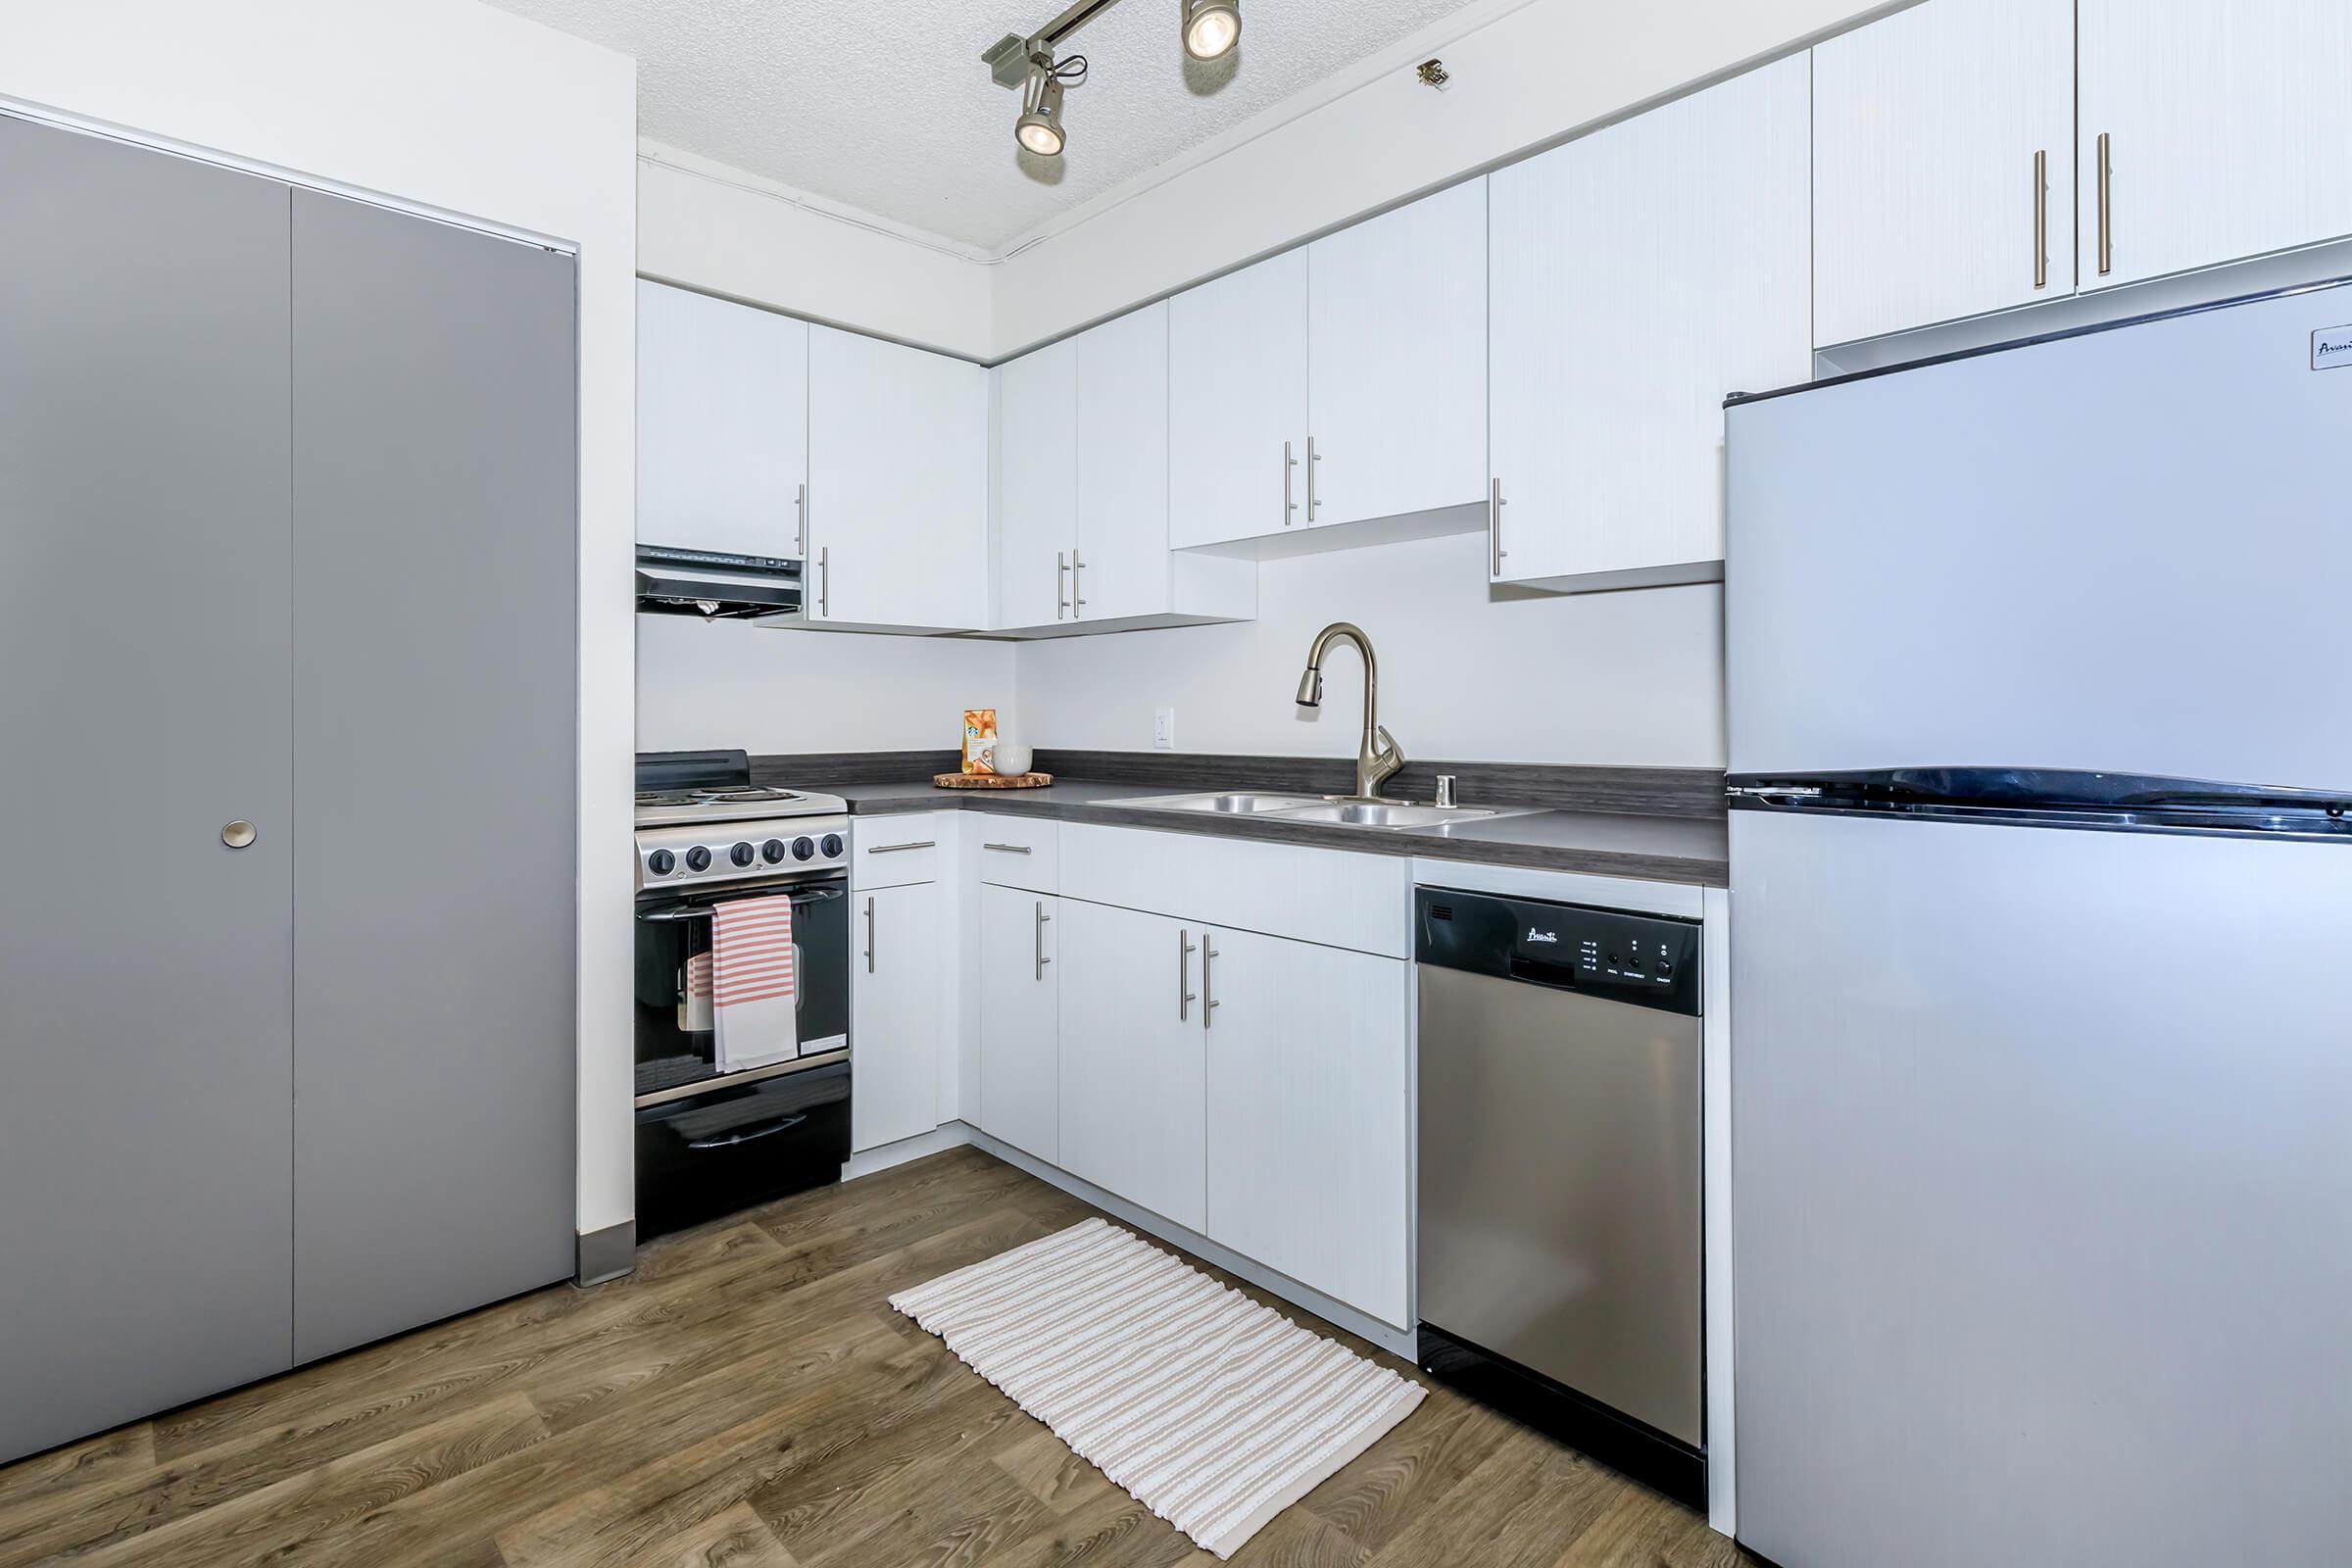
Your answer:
[842,1121,975,1181]
[574,1218,635,1287]
[960,1125,1418,1360]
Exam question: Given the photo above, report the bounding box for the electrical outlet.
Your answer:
[1153,706,1176,751]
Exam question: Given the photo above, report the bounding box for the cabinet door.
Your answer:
[1056,900,1205,1231]
[853,882,942,1152]
[290,191,578,1362]
[1490,56,1811,586]
[637,279,809,556]
[993,340,1076,630]
[1203,928,1410,1326]
[1814,0,2077,344]
[2080,0,2352,291]
[979,886,1059,1162]
[0,116,296,1464]
[808,325,988,629]
[1168,250,1307,548]
[1073,302,1171,622]
[1306,179,1487,529]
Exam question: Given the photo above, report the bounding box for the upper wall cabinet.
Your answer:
[1489,55,1812,591]
[991,303,1253,636]
[1305,178,1489,533]
[637,280,809,558]
[1813,0,2077,346]
[807,325,988,631]
[2078,0,2352,292]
[1168,249,1309,550]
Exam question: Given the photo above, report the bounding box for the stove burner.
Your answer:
[633,785,803,808]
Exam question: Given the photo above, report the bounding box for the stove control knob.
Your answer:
[730,841,756,867]
[791,836,816,861]
[685,846,711,872]
[761,839,787,864]
[820,833,845,858]
[647,849,676,876]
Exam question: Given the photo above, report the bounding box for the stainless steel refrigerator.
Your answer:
[1723,279,2352,1568]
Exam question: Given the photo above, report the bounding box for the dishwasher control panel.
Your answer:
[1415,887,1700,1015]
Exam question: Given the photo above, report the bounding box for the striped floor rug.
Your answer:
[889,1217,1427,1559]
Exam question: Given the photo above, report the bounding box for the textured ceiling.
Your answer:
[483,0,1485,249]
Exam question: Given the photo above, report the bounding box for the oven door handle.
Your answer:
[685,1112,808,1151]
[641,886,846,922]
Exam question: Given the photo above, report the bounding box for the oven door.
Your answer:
[634,874,850,1102]
[634,1057,851,1240]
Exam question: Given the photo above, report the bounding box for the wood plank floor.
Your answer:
[0,1147,1754,1567]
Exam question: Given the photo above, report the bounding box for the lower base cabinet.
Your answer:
[978,885,1059,1162]
[1055,900,1206,1233]
[852,881,941,1152]
[1201,928,1411,1328]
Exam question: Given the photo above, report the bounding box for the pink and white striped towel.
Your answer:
[712,895,797,1072]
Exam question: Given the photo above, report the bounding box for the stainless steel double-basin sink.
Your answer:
[1114,791,1532,833]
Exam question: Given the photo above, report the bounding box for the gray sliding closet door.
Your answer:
[289,191,577,1360]
[0,117,296,1462]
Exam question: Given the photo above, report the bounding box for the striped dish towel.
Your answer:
[712,895,797,1072]
[679,950,714,1035]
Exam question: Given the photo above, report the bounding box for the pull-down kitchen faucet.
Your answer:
[1296,621,1404,803]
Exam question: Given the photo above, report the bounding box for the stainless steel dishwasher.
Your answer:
[1414,885,1705,1506]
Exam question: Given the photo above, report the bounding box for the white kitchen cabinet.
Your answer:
[1168,249,1309,550]
[2079,0,2352,292]
[1813,0,2077,345]
[636,279,808,558]
[993,339,1078,629]
[1202,926,1411,1326]
[852,879,941,1152]
[1489,56,1811,590]
[808,324,987,631]
[978,884,1059,1163]
[1305,179,1488,531]
[989,306,1252,635]
[1055,899,1204,1231]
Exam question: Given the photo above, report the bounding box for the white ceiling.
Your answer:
[483,0,1486,250]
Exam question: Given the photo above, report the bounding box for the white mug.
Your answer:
[993,740,1033,776]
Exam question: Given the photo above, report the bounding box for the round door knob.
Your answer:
[761,839,787,863]
[791,836,816,861]
[647,849,676,876]
[221,820,257,850]
[685,846,711,872]
[730,841,756,867]
[820,833,844,858]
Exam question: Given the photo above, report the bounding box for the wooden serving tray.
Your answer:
[933,771,1054,790]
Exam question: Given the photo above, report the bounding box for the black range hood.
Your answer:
[635,545,802,621]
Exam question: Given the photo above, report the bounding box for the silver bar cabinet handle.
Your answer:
[1202,935,1219,1026]
[795,481,808,558]
[983,842,1033,855]
[817,546,830,618]
[2033,149,2048,290]
[1035,901,1052,980]
[1056,551,1069,619]
[1283,440,1298,526]
[1178,929,1197,1021]
[865,840,935,855]
[863,895,875,974]
[1305,436,1320,520]
[2096,132,2113,277]
[1489,477,1507,575]
[1071,550,1086,616]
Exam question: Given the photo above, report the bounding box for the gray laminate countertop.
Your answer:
[830,779,1729,887]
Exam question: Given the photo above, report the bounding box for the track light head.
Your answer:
[1181,0,1241,60]
[1015,60,1067,157]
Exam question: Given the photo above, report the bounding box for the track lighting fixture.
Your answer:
[1180,0,1241,60]
[983,0,1245,160]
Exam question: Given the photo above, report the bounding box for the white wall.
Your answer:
[638,617,1016,755]
[1014,531,1725,765]
[2,0,640,1241]
[991,0,1901,354]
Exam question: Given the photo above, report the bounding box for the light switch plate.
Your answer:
[1153,706,1176,751]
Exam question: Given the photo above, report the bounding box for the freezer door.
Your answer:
[1725,281,2352,788]
[1731,809,2352,1568]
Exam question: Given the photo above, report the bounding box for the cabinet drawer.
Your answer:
[972,817,1058,891]
[852,817,943,890]
[1059,823,1409,957]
